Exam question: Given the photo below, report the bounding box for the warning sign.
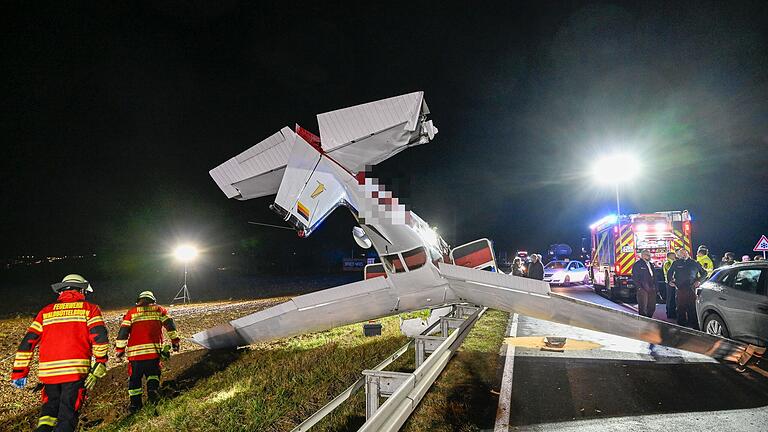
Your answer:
[754,235,768,252]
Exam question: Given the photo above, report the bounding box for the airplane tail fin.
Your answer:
[270,135,358,236]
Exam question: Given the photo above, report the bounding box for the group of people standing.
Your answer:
[510,254,545,280]
[10,274,180,432]
[719,251,764,266]
[633,245,742,329]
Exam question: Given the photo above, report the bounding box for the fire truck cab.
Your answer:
[590,210,693,299]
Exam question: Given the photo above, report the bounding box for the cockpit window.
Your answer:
[402,247,428,271]
[382,254,406,273]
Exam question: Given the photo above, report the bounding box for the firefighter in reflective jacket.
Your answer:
[10,274,109,432]
[696,245,714,276]
[115,291,180,412]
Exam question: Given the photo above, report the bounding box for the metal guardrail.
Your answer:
[292,312,451,432]
[291,340,412,432]
[358,307,487,432]
[291,305,484,432]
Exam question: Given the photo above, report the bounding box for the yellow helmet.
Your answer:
[51,274,93,294]
[137,291,156,304]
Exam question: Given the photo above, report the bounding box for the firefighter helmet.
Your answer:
[51,274,93,294]
[137,290,157,304]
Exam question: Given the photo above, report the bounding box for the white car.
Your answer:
[543,260,589,286]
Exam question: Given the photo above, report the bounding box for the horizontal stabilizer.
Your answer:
[209,127,297,200]
[318,91,437,172]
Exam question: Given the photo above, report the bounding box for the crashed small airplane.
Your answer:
[193,91,762,365]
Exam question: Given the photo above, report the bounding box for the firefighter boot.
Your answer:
[128,388,143,413]
[147,375,160,403]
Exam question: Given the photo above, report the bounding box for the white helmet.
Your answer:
[51,274,93,294]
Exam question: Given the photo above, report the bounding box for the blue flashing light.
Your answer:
[589,214,618,230]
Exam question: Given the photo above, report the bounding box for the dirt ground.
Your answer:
[0,298,288,430]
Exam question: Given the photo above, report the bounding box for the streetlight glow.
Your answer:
[591,152,642,242]
[173,244,198,263]
[172,243,198,304]
[591,153,641,185]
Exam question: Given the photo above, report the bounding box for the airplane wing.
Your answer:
[439,263,752,362]
[191,276,400,349]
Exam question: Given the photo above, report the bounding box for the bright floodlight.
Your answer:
[591,153,641,184]
[174,244,198,263]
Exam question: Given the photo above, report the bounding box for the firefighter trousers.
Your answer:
[676,286,698,329]
[128,359,161,411]
[36,379,86,432]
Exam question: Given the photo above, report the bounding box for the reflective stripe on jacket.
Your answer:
[116,304,179,361]
[12,290,108,384]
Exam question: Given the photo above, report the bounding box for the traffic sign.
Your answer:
[754,235,768,252]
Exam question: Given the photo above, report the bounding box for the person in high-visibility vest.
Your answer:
[115,291,180,412]
[696,245,714,276]
[10,274,109,432]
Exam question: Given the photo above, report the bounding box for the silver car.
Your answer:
[696,261,768,346]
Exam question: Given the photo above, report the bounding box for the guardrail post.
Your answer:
[414,335,447,368]
[415,337,425,368]
[362,370,413,420]
[440,317,464,337]
[364,374,380,420]
[291,341,414,432]
[455,305,479,319]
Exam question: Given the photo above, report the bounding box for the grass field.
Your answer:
[0,299,296,429]
[2,300,508,431]
[93,316,408,432]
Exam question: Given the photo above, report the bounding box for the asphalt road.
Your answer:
[503,284,768,431]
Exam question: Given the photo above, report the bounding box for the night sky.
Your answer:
[3,1,768,263]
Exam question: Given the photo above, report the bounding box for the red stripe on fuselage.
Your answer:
[365,272,387,279]
[454,248,493,268]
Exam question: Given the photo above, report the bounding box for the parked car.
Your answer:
[696,261,768,346]
[543,260,589,286]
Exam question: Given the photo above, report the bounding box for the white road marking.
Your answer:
[494,313,518,432]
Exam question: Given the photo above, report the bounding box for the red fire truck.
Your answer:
[590,210,692,299]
